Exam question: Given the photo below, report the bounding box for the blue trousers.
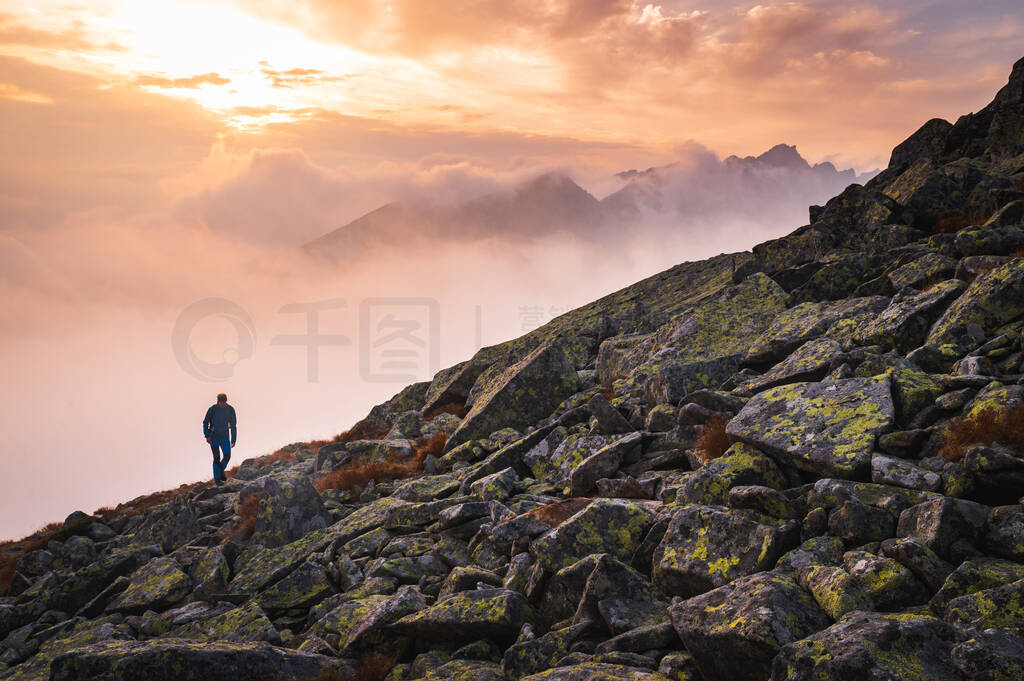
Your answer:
[210,438,232,480]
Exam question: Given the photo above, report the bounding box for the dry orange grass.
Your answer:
[314,433,446,494]
[424,401,469,420]
[526,498,593,528]
[331,420,391,444]
[938,404,1024,462]
[930,206,992,235]
[0,521,68,596]
[292,652,396,681]
[94,480,206,521]
[355,652,397,681]
[1011,248,1024,259]
[221,491,263,543]
[693,414,731,464]
[600,385,616,401]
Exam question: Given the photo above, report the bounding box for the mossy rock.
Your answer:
[854,280,967,352]
[652,505,800,597]
[772,611,964,681]
[172,601,279,642]
[1,615,133,681]
[520,661,673,680]
[256,561,336,611]
[738,338,843,394]
[951,628,1024,681]
[417,659,506,681]
[49,638,352,681]
[530,499,655,572]
[392,474,462,502]
[926,258,1024,355]
[676,442,786,506]
[744,297,888,366]
[391,588,532,645]
[651,273,789,361]
[726,376,896,480]
[670,571,831,681]
[944,577,1024,636]
[797,564,873,619]
[106,557,191,615]
[887,252,958,289]
[929,557,1024,615]
[502,623,585,679]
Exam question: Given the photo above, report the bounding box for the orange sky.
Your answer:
[1,1,1023,539]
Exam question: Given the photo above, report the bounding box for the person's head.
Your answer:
[217,393,227,405]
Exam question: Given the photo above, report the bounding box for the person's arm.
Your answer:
[203,406,213,439]
[229,406,237,445]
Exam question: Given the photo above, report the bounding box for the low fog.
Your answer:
[0,141,867,540]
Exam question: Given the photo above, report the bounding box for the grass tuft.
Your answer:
[524,498,593,528]
[693,413,731,464]
[94,481,206,520]
[313,433,446,495]
[220,490,263,544]
[0,521,71,596]
[424,401,469,420]
[938,403,1024,462]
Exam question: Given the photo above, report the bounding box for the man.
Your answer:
[203,393,237,485]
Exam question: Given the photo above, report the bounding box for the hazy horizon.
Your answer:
[2,0,1024,540]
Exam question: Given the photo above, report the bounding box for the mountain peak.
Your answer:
[755,143,809,170]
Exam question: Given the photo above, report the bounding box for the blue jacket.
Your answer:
[203,404,237,443]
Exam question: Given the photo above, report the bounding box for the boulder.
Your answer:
[50,639,351,681]
[391,587,532,645]
[771,611,963,681]
[675,442,786,506]
[744,297,889,366]
[726,376,896,480]
[445,341,579,452]
[106,557,191,614]
[249,472,329,548]
[926,258,1024,355]
[896,496,989,562]
[670,571,830,681]
[737,339,843,394]
[951,628,1024,681]
[944,577,1024,636]
[652,505,800,597]
[854,280,967,352]
[530,499,655,572]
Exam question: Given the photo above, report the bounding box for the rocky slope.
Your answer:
[4,57,1024,681]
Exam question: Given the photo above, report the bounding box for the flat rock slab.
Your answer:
[726,376,895,480]
[50,639,352,681]
[738,338,843,395]
[391,588,533,644]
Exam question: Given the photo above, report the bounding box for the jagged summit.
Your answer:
[4,57,1024,681]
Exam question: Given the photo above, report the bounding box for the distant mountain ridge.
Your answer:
[303,144,871,260]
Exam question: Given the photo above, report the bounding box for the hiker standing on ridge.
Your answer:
[203,393,237,485]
